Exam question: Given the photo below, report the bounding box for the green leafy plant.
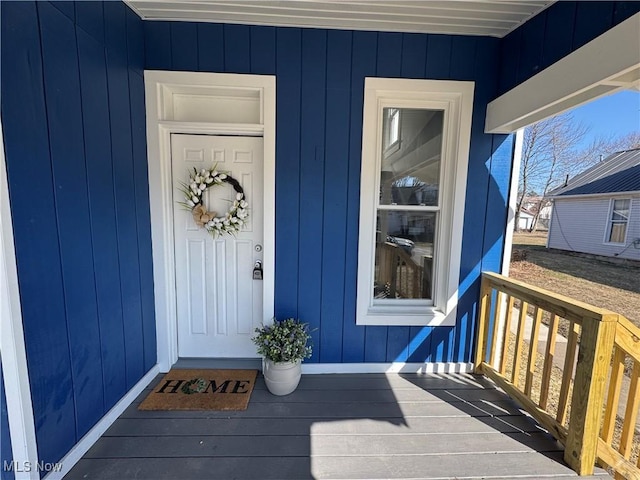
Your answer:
[252,318,312,363]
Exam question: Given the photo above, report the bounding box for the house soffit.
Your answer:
[124,0,553,38]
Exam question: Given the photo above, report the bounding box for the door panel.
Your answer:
[172,134,263,357]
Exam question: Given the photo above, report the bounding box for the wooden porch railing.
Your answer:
[475,272,640,479]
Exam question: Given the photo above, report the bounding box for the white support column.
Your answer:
[492,129,524,368]
[502,128,524,275]
[0,120,40,479]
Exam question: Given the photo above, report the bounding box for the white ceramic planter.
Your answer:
[262,359,302,396]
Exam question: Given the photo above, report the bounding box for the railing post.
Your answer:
[474,275,492,372]
[564,313,617,475]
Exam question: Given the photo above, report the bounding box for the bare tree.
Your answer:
[515,114,587,231]
[516,113,640,232]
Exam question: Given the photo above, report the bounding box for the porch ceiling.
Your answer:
[124,0,553,37]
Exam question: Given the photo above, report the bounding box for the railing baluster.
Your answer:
[512,300,528,387]
[489,290,504,370]
[556,320,579,426]
[540,314,559,410]
[619,362,640,461]
[525,307,542,397]
[500,296,515,376]
[601,347,626,444]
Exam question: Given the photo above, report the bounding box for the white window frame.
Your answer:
[356,78,474,326]
[604,197,631,245]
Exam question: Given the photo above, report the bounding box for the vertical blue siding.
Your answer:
[171,22,198,71]
[1,0,155,465]
[1,1,76,462]
[321,30,352,363]
[224,24,251,74]
[298,29,327,363]
[144,22,172,70]
[498,0,640,95]
[39,0,105,437]
[274,28,302,320]
[146,23,511,365]
[342,31,377,363]
[250,26,276,74]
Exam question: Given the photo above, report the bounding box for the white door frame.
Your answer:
[144,71,276,372]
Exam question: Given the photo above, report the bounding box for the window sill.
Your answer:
[356,306,456,326]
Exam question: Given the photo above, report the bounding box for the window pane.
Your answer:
[374,211,436,300]
[612,199,630,221]
[609,223,627,243]
[380,108,444,206]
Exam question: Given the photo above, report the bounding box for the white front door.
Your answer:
[172,134,264,357]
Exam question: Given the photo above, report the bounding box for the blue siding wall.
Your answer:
[498,1,640,95]
[145,22,513,365]
[1,366,14,480]
[1,1,155,465]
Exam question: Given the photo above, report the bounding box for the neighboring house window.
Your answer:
[606,198,631,244]
[357,78,474,326]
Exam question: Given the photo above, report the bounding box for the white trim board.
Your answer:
[301,362,474,374]
[42,366,159,480]
[486,13,640,133]
[0,118,40,480]
[144,71,276,372]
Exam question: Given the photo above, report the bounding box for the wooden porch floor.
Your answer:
[64,373,611,479]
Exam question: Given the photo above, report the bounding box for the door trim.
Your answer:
[144,71,276,372]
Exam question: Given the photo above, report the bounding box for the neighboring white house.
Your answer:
[517,209,535,231]
[519,197,553,230]
[548,149,640,261]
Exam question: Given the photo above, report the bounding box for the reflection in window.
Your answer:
[374,212,435,300]
[384,108,400,151]
[380,108,443,206]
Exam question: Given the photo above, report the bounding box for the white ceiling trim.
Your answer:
[125,0,553,38]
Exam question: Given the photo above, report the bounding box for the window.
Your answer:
[606,199,631,244]
[357,78,474,326]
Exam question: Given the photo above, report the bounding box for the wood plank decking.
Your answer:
[65,373,611,479]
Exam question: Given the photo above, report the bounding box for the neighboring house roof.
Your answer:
[549,149,640,197]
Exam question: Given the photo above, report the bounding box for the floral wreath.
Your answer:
[179,166,248,237]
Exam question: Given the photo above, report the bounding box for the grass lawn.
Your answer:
[509,231,640,329]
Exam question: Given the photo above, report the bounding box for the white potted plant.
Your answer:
[252,318,312,396]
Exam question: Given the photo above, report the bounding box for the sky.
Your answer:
[568,90,640,150]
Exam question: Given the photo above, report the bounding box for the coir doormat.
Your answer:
[138,369,258,411]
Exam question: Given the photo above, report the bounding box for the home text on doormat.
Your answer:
[138,369,258,411]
